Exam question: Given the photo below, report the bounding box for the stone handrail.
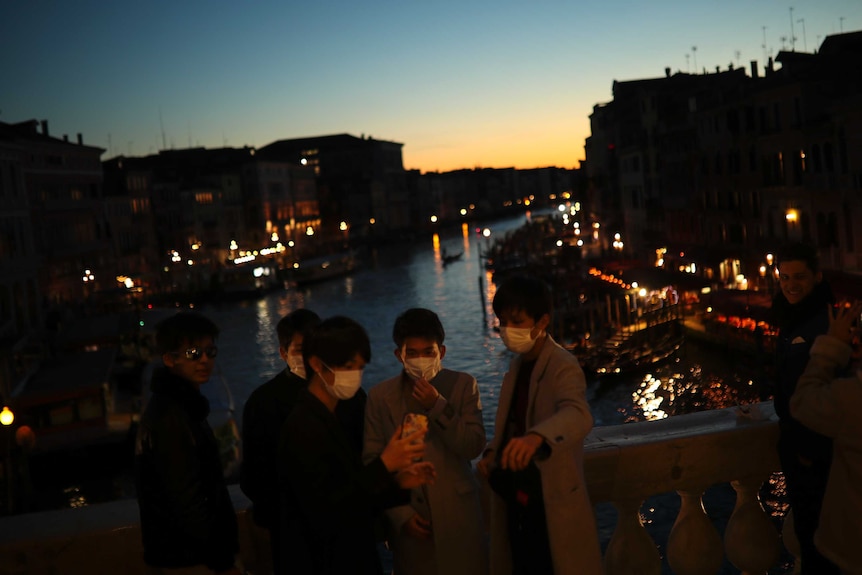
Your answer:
[0,401,792,575]
[585,401,789,574]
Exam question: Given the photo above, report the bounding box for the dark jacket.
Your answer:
[240,368,306,528]
[277,389,406,575]
[240,370,367,529]
[135,367,239,571]
[772,281,834,462]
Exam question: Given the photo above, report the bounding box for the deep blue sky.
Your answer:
[2,1,859,171]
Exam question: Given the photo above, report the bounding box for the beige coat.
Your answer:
[485,335,603,575]
[363,369,488,575]
[790,335,862,574]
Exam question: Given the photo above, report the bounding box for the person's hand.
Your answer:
[402,513,433,539]
[476,449,495,479]
[500,433,544,471]
[380,425,426,472]
[411,377,440,410]
[827,301,862,344]
[395,461,436,489]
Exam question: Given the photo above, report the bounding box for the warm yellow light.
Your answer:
[339,221,348,231]
[430,215,438,223]
[766,253,774,265]
[460,208,467,216]
[271,232,279,242]
[369,218,376,225]
[306,226,314,236]
[785,209,798,222]
[0,406,13,426]
[482,228,491,238]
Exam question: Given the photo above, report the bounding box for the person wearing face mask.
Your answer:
[362,308,488,575]
[772,243,843,575]
[277,316,436,575]
[477,275,602,575]
[240,308,320,574]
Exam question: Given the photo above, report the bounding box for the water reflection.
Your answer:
[611,349,768,424]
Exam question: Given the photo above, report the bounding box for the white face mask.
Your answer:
[321,362,363,400]
[287,354,306,379]
[401,346,442,381]
[500,326,538,354]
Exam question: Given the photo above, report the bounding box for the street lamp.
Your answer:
[0,406,13,426]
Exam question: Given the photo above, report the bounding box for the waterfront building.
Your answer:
[0,122,43,413]
[0,120,107,305]
[103,147,319,295]
[258,134,406,243]
[584,30,862,285]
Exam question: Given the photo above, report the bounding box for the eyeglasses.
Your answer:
[175,345,218,361]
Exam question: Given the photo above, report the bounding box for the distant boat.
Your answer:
[441,250,463,266]
[579,321,684,381]
[217,260,283,300]
[10,340,141,455]
[288,252,358,286]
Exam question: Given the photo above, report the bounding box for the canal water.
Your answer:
[27,209,791,573]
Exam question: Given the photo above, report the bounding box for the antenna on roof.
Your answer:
[159,107,167,151]
[789,7,796,51]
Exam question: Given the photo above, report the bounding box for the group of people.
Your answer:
[134,274,603,575]
[132,246,861,575]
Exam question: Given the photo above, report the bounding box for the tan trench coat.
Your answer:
[485,335,603,575]
[363,369,489,575]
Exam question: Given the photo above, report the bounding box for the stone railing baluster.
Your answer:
[725,475,781,574]
[667,488,723,575]
[604,497,661,575]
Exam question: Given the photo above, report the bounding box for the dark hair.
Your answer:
[155,311,219,354]
[303,316,371,368]
[776,242,821,273]
[492,275,553,321]
[392,308,445,347]
[276,308,321,348]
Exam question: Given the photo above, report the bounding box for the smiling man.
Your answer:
[134,311,242,575]
[772,243,842,575]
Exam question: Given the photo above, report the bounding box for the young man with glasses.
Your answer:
[135,311,242,575]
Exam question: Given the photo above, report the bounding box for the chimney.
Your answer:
[41,120,49,136]
[767,57,774,74]
[750,60,759,78]
[665,67,671,78]
[63,134,69,142]
[77,133,83,145]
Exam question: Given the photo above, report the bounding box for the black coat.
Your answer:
[135,367,239,571]
[772,282,834,462]
[240,368,306,528]
[277,389,406,575]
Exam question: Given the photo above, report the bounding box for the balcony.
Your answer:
[0,402,796,575]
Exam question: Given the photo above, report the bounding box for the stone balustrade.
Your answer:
[585,400,791,574]
[0,401,793,575]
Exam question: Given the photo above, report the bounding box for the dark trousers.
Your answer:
[506,493,553,575]
[778,441,839,575]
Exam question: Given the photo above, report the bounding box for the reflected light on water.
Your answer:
[632,374,670,421]
[622,356,768,424]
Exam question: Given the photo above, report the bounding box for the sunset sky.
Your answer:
[2,1,859,173]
